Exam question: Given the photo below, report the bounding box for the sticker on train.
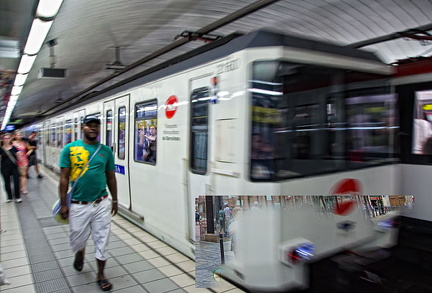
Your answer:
[165,95,178,119]
[115,164,125,175]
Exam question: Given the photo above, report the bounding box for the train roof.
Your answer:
[57,29,386,114]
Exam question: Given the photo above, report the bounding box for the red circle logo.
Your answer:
[165,95,178,119]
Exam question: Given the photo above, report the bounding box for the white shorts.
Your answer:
[69,197,112,261]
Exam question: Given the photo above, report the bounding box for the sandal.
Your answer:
[73,252,84,271]
[96,279,112,291]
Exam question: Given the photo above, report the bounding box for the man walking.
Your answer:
[59,115,118,291]
[25,131,43,178]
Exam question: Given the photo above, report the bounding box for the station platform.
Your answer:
[0,167,244,293]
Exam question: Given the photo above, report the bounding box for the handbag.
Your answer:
[2,147,21,176]
[53,144,102,224]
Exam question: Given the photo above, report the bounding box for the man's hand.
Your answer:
[111,201,118,216]
[60,205,69,220]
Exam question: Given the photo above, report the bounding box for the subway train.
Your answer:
[19,29,432,275]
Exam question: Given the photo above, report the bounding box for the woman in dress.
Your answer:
[0,133,22,202]
[13,131,30,195]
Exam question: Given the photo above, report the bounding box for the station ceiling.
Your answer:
[1,0,432,126]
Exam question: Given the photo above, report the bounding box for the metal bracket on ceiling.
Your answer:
[174,30,224,43]
[398,29,432,45]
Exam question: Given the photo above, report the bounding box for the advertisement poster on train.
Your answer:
[413,90,432,154]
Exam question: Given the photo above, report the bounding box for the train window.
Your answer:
[134,101,157,164]
[118,108,126,160]
[106,110,113,148]
[412,89,432,155]
[190,87,209,174]
[65,119,72,144]
[250,61,396,181]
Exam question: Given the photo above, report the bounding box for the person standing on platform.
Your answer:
[25,131,43,179]
[0,133,22,203]
[218,206,225,234]
[223,203,232,237]
[12,131,29,195]
[59,115,118,292]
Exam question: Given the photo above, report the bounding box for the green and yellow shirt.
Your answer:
[60,140,115,202]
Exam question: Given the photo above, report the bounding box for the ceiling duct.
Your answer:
[106,47,126,71]
[38,39,66,79]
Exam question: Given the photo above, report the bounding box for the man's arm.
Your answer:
[59,167,71,219]
[106,170,118,216]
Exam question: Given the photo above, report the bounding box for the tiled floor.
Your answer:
[0,169,245,293]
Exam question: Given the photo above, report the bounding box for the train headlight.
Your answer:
[376,218,399,232]
[279,238,315,266]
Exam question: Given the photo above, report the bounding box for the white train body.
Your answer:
[25,30,400,261]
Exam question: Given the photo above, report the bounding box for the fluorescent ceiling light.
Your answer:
[18,55,36,74]
[36,0,64,18]
[9,96,19,103]
[11,86,22,96]
[24,19,53,55]
[14,74,28,86]
[8,101,17,108]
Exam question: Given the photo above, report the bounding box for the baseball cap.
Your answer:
[83,115,101,125]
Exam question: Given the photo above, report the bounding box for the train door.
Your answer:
[42,120,49,166]
[104,96,131,209]
[188,75,213,235]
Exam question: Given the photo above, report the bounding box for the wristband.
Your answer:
[112,200,118,203]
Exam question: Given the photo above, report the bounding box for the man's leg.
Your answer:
[92,199,112,291]
[69,204,91,271]
[74,248,85,271]
[35,163,43,178]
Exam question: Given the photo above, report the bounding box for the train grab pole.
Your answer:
[219,233,225,264]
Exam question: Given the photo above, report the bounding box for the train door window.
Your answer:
[134,101,157,164]
[57,122,63,148]
[50,123,56,147]
[190,87,209,174]
[134,101,157,165]
[80,116,84,139]
[65,119,72,145]
[117,108,126,160]
[106,110,113,147]
[74,117,78,141]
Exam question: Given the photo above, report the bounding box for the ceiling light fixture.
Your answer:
[36,0,64,18]
[17,54,37,74]
[13,74,28,86]
[11,86,23,96]
[23,19,53,55]
[1,0,64,129]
